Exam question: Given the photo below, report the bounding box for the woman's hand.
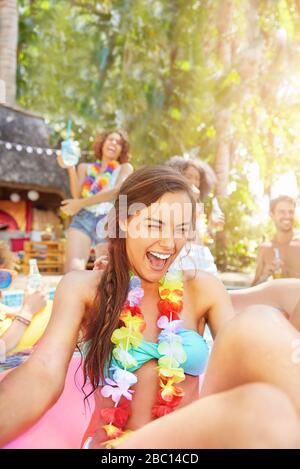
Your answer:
[56,150,71,169]
[209,211,225,227]
[208,211,225,233]
[60,198,83,216]
[22,287,48,318]
[93,255,109,270]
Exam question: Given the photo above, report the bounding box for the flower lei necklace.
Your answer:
[100,270,186,448]
[81,160,120,198]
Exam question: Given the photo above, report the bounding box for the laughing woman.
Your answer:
[0,167,300,449]
[57,130,133,272]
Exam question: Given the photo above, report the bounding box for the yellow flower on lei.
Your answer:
[104,430,133,449]
[160,378,183,402]
[102,424,123,439]
[111,326,143,349]
[157,365,185,383]
[119,310,145,332]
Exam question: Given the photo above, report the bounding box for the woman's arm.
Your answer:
[57,152,87,199]
[0,304,20,318]
[0,270,98,446]
[68,163,88,198]
[0,289,47,353]
[188,272,235,338]
[66,166,81,198]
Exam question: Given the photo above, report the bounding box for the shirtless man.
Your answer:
[252,196,300,286]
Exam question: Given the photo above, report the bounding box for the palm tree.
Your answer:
[0,0,18,105]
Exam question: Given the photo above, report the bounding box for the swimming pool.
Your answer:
[1,281,244,309]
[1,288,56,308]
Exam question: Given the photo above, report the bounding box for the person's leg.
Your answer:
[64,229,91,272]
[119,383,300,449]
[202,305,300,415]
[93,214,108,258]
[290,297,300,331]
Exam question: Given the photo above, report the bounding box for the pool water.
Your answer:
[1,288,56,308]
[0,351,30,372]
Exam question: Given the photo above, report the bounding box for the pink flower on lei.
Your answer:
[157,316,184,332]
[101,367,137,403]
[127,287,144,307]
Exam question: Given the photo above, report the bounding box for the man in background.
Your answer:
[252,195,300,285]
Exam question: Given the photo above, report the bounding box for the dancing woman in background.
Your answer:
[57,130,133,272]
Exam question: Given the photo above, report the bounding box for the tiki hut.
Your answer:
[0,104,69,247]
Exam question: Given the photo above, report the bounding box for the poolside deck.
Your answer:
[219,271,253,288]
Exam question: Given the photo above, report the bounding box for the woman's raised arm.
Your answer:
[0,270,99,446]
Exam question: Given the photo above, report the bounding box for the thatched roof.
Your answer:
[0,104,69,199]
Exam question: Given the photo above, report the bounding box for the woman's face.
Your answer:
[125,191,193,283]
[183,165,201,192]
[102,132,123,161]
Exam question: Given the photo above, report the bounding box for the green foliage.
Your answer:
[16,0,300,271]
[17,0,209,162]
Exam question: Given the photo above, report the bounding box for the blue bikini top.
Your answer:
[109,328,209,377]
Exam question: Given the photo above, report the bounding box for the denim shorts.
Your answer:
[69,209,107,246]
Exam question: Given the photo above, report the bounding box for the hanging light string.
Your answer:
[0,139,93,157]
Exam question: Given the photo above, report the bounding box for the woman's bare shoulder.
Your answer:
[56,269,102,305]
[184,270,227,312]
[184,270,224,292]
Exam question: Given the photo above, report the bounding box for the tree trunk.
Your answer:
[0,0,18,105]
[213,0,234,197]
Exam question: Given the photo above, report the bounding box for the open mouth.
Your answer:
[106,145,117,155]
[107,148,116,154]
[146,251,173,271]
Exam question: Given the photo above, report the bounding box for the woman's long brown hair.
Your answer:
[82,165,196,396]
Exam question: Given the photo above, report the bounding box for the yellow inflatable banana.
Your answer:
[0,300,53,355]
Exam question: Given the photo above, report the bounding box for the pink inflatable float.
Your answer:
[1,356,93,449]
[1,356,205,449]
